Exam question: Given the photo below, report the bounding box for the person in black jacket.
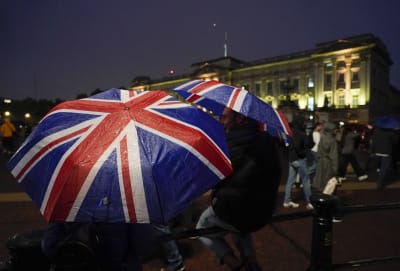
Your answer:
[282,116,313,210]
[196,108,283,271]
[369,126,400,189]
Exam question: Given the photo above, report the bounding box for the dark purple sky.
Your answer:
[1,0,400,100]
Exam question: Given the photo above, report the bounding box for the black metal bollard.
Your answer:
[307,193,337,271]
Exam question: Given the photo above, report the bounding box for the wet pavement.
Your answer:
[1,153,400,270]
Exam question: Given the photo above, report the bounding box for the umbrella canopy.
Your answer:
[173,79,293,145]
[373,116,400,130]
[7,89,232,224]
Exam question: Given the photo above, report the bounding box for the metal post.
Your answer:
[307,193,337,271]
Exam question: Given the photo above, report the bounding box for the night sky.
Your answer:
[1,0,400,100]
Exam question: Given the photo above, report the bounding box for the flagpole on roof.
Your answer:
[212,23,228,57]
[224,31,228,57]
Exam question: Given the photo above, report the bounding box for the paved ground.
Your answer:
[139,180,400,271]
[1,153,400,270]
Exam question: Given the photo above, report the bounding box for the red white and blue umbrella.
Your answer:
[7,89,232,224]
[173,79,293,145]
[373,115,400,130]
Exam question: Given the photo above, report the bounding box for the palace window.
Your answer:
[266,82,273,96]
[293,78,299,91]
[279,80,286,92]
[337,73,345,89]
[336,61,346,69]
[324,74,332,90]
[338,95,345,108]
[352,71,359,81]
[351,71,360,89]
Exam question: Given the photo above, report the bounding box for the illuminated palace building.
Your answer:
[131,33,399,124]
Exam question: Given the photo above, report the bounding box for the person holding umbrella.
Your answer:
[196,108,283,270]
[8,88,234,271]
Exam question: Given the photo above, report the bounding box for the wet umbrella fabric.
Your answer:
[7,89,232,224]
[173,79,293,144]
[373,116,400,130]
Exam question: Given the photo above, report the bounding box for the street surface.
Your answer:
[1,153,400,270]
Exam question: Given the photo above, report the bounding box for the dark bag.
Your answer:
[50,223,99,271]
[6,229,50,271]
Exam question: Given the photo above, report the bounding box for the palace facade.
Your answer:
[130,33,399,124]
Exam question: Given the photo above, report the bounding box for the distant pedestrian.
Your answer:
[313,122,339,192]
[308,122,323,182]
[369,127,400,189]
[283,115,313,210]
[337,127,368,182]
[0,117,16,154]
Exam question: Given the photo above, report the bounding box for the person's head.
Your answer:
[290,115,305,130]
[323,122,337,134]
[220,108,247,133]
[314,122,322,132]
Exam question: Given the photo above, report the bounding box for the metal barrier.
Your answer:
[161,193,400,270]
[159,209,313,242]
[307,193,400,271]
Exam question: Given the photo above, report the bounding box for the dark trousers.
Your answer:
[338,153,366,177]
[376,155,392,187]
[2,137,14,152]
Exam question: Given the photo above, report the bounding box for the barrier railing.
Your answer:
[2,194,399,270]
[159,209,313,242]
[307,193,400,271]
[161,193,400,270]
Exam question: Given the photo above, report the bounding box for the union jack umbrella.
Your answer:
[173,79,293,145]
[7,89,232,224]
[373,115,400,130]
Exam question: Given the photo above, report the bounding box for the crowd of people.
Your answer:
[282,115,400,211]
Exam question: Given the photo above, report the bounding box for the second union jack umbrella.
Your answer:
[373,115,400,130]
[173,79,293,144]
[7,89,232,224]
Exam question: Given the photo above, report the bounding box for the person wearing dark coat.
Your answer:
[313,122,339,191]
[196,108,283,271]
[369,127,400,189]
[337,127,368,182]
[282,116,313,209]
